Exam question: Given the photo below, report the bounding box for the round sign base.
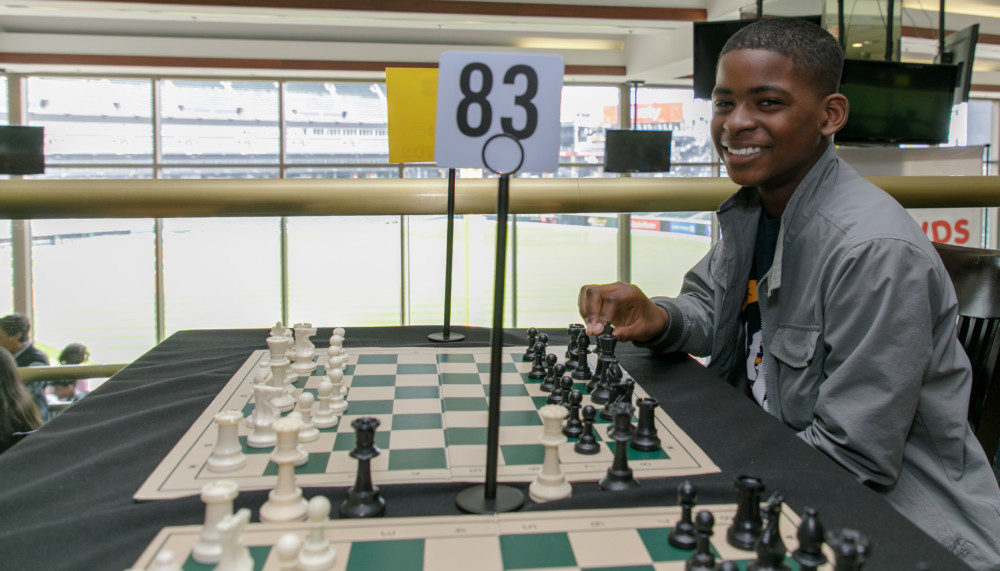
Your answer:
[456,484,524,514]
[428,331,466,343]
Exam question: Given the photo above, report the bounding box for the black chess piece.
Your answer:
[727,474,765,550]
[826,528,870,571]
[792,507,828,571]
[541,353,558,386]
[717,562,741,571]
[528,341,547,380]
[570,333,592,380]
[565,323,584,369]
[537,332,550,353]
[600,364,631,422]
[686,510,716,571]
[547,375,571,406]
[748,492,790,571]
[598,401,639,491]
[631,397,661,451]
[563,389,584,438]
[339,416,386,518]
[587,324,616,394]
[574,405,601,454]
[668,480,698,550]
[590,353,619,405]
[541,362,563,393]
[523,327,538,361]
[559,375,574,404]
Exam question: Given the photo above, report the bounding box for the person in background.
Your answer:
[0,314,50,422]
[58,342,92,393]
[0,347,42,454]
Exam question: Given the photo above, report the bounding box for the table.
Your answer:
[0,326,970,570]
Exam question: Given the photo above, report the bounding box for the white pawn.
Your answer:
[214,508,253,571]
[150,550,182,571]
[311,379,339,429]
[333,327,349,366]
[529,404,572,503]
[192,480,239,564]
[325,345,343,371]
[207,410,246,472]
[259,417,309,523]
[326,367,348,414]
[247,382,282,448]
[327,333,344,360]
[296,392,320,443]
[284,411,310,467]
[298,496,337,571]
[274,533,303,570]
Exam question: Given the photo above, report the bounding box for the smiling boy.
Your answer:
[579,18,1000,568]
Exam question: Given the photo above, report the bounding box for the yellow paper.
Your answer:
[386,68,438,164]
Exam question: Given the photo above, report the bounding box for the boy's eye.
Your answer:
[713,100,733,110]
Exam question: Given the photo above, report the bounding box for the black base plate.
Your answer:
[456,484,525,514]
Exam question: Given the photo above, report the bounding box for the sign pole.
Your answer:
[429,167,466,343]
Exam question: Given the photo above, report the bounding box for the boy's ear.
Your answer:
[820,93,849,137]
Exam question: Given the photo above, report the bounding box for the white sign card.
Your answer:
[435,51,564,173]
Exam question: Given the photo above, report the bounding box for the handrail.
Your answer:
[18,363,128,384]
[1,176,998,219]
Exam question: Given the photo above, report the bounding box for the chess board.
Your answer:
[131,504,833,570]
[134,345,719,500]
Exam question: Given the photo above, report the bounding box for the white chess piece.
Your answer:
[284,411,310,467]
[311,379,339,429]
[150,549,182,571]
[274,532,303,570]
[296,392,320,443]
[247,382,282,448]
[270,321,285,339]
[214,508,253,571]
[333,327,349,366]
[269,360,295,412]
[529,404,572,503]
[207,410,246,472]
[192,479,239,564]
[327,333,344,360]
[326,367,348,414]
[259,417,309,523]
[297,495,337,571]
[291,324,318,378]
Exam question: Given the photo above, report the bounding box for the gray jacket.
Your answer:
[643,144,1000,569]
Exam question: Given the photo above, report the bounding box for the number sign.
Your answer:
[435,52,564,173]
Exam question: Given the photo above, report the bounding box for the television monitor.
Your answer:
[603,129,671,173]
[836,59,958,146]
[934,23,978,107]
[0,126,44,175]
[692,15,822,100]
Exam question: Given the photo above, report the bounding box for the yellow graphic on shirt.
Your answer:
[742,278,758,312]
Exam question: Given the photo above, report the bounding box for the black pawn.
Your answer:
[571,333,592,380]
[630,397,661,451]
[668,480,698,550]
[727,475,765,550]
[563,389,584,438]
[528,341,547,380]
[339,416,386,518]
[574,405,601,454]
[523,327,538,361]
[686,510,716,571]
[547,375,571,406]
[541,362,562,393]
[748,492,790,571]
[598,401,639,491]
[717,562,741,571]
[540,353,558,387]
[792,507,827,571]
[537,332,550,352]
[827,529,870,571]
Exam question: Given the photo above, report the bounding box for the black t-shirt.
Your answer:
[740,209,781,410]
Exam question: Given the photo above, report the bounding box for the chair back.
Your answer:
[933,242,1000,465]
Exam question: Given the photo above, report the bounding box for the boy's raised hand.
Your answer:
[577,282,670,343]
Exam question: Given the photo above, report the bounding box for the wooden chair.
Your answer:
[933,242,1000,468]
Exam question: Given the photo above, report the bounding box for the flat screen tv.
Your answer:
[0,126,44,175]
[935,23,978,107]
[603,129,671,173]
[836,59,958,146]
[692,15,822,100]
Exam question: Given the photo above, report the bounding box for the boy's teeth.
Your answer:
[729,147,761,156]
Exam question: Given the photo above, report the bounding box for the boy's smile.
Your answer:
[711,49,846,217]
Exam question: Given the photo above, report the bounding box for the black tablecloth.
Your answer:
[0,327,970,570]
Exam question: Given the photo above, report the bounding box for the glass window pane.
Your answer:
[285,166,397,179]
[632,87,714,166]
[162,217,282,334]
[159,80,279,165]
[0,221,11,317]
[27,77,153,165]
[284,82,388,165]
[286,216,402,326]
[0,76,7,123]
[27,167,153,180]
[31,219,156,363]
[560,85,620,167]
[514,214,617,327]
[159,167,279,180]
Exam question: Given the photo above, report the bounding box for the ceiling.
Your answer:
[0,0,998,97]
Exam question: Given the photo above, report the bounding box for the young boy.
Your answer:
[579,18,1000,568]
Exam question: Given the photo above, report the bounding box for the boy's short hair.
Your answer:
[0,314,30,343]
[719,17,844,97]
[59,343,89,365]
